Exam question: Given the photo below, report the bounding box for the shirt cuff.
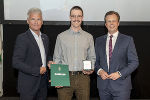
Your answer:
[97,68,103,75]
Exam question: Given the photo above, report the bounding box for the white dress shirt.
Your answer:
[106,31,119,71]
[30,29,46,67]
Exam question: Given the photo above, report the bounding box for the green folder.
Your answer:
[51,64,70,86]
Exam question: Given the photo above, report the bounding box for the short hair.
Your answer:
[70,6,83,16]
[27,8,42,19]
[104,11,120,23]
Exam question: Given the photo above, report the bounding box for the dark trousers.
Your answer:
[20,75,48,100]
[99,88,131,100]
[57,73,90,100]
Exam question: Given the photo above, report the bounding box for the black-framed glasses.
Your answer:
[70,15,82,18]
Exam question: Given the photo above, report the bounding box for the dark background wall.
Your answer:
[0,0,4,24]
[1,0,150,98]
[2,24,150,99]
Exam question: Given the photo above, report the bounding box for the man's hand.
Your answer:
[47,61,55,69]
[108,72,121,80]
[49,80,63,88]
[99,70,109,80]
[82,70,94,75]
[55,86,63,88]
[40,66,46,75]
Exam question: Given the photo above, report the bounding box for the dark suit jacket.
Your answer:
[95,33,139,92]
[13,29,52,94]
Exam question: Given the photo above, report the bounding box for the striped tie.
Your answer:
[109,35,113,63]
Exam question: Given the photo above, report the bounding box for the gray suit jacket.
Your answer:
[95,33,139,92]
[13,29,52,94]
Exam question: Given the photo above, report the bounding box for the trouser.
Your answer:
[99,88,131,100]
[20,75,48,100]
[57,73,90,100]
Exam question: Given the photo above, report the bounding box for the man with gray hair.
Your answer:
[13,7,53,100]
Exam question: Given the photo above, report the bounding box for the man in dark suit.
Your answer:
[95,11,139,100]
[13,8,53,100]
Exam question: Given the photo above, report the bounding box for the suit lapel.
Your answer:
[27,29,41,54]
[41,34,48,56]
[110,33,122,65]
[103,35,108,67]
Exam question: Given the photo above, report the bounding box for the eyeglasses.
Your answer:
[70,15,83,18]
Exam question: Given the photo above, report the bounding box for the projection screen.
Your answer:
[4,0,150,21]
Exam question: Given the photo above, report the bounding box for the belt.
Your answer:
[69,71,83,75]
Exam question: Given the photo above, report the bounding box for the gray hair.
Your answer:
[27,8,42,19]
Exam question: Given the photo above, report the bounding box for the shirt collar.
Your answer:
[30,29,41,38]
[107,31,119,38]
[69,27,82,34]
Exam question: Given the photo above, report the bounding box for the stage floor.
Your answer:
[0,97,150,100]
